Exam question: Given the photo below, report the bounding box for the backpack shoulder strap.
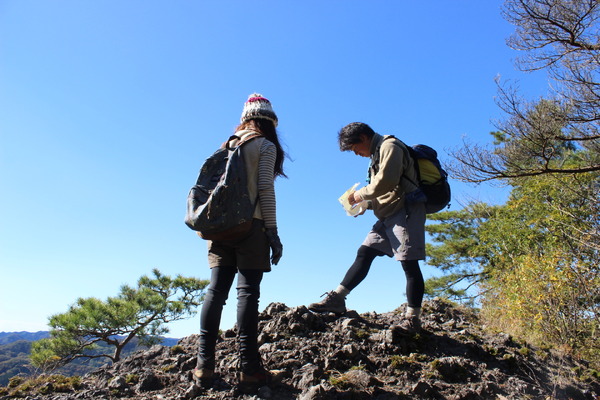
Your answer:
[369,135,411,183]
[375,135,420,187]
[222,133,263,150]
[375,135,411,168]
[225,132,263,208]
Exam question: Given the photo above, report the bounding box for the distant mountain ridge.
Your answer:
[0,331,50,346]
[0,331,179,347]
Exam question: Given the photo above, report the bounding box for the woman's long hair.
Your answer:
[236,119,287,178]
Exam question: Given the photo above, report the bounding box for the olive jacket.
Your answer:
[355,133,419,220]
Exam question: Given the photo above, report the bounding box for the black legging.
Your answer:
[340,245,424,308]
[197,266,263,374]
[400,259,424,309]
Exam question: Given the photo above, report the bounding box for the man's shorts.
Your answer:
[362,203,426,261]
[207,219,271,271]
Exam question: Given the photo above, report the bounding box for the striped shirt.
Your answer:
[237,130,278,229]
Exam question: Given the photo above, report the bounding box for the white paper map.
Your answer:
[338,183,368,216]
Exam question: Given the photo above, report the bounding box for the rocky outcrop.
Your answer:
[14,299,599,399]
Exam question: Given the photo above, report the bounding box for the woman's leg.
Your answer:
[236,269,264,374]
[197,266,236,370]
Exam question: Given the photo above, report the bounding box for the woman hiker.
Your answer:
[193,93,286,389]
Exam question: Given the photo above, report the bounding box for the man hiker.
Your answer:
[308,122,426,333]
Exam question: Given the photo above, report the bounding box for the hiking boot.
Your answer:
[240,367,272,386]
[192,368,214,389]
[396,315,421,334]
[308,291,346,314]
[238,367,272,393]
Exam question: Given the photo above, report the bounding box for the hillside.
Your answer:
[0,332,51,386]
[0,340,33,387]
[2,299,598,399]
[0,333,178,386]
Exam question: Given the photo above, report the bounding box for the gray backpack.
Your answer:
[185,134,261,240]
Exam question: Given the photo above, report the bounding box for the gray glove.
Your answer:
[265,228,283,265]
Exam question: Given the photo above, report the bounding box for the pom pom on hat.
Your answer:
[240,93,278,127]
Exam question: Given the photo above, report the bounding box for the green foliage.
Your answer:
[483,345,500,357]
[427,169,599,368]
[0,375,81,397]
[30,269,208,372]
[161,364,178,373]
[441,4,600,367]
[390,355,403,370]
[170,345,184,355]
[328,370,352,390]
[424,204,498,304]
[352,328,372,340]
[572,366,600,384]
[30,336,81,372]
[480,172,599,366]
[7,376,25,388]
[440,8,600,366]
[125,373,139,384]
[390,353,428,370]
[517,346,531,357]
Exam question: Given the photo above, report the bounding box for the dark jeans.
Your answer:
[197,266,264,374]
[340,245,424,308]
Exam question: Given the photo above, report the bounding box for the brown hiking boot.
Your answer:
[308,291,346,314]
[239,367,272,393]
[396,315,422,334]
[240,367,272,385]
[192,368,214,388]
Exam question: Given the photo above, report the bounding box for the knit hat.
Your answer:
[240,93,278,127]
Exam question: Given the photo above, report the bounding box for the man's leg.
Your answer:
[308,245,385,313]
[340,245,387,291]
[385,204,426,333]
[401,259,424,328]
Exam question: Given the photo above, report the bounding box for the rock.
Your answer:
[340,317,360,330]
[107,376,127,391]
[344,369,382,389]
[18,298,599,400]
[136,371,163,391]
[182,383,200,399]
[294,363,322,390]
[299,384,329,400]
[142,345,165,360]
[341,343,359,358]
[411,380,434,397]
[345,310,361,319]
[222,328,236,338]
[257,385,273,398]
[263,302,288,316]
[430,356,475,383]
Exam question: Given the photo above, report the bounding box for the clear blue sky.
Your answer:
[0,1,548,338]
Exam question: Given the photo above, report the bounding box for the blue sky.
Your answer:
[0,1,548,339]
